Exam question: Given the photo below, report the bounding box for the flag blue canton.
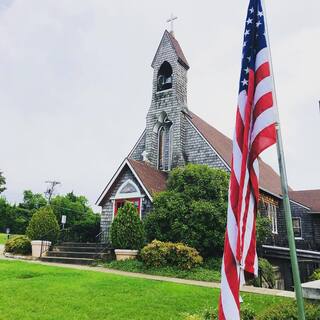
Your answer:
[239,0,267,93]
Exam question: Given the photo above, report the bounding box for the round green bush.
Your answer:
[249,258,275,289]
[256,300,320,320]
[5,235,31,255]
[110,202,145,250]
[310,268,320,281]
[140,240,203,270]
[26,206,60,242]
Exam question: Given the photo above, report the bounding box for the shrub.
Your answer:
[140,240,203,270]
[144,164,229,257]
[26,206,60,243]
[110,202,145,250]
[5,235,31,255]
[249,258,275,289]
[256,300,320,320]
[71,213,101,242]
[310,268,320,281]
[183,306,255,320]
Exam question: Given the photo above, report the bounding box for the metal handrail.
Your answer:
[39,225,63,258]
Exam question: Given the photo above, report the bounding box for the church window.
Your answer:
[158,127,165,170]
[114,179,142,218]
[292,217,302,239]
[267,203,278,234]
[119,181,138,194]
[157,61,172,91]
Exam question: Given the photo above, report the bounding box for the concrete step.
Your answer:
[47,251,108,259]
[53,246,110,253]
[60,242,106,248]
[41,256,95,265]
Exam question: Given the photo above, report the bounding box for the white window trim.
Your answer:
[292,217,303,240]
[267,202,278,234]
[157,126,165,170]
[115,179,141,199]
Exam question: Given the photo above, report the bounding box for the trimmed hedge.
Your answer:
[26,206,60,243]
[256,300,320,320]
[140,240,203,270]
[5,235,31,255]
[110,202,145,250]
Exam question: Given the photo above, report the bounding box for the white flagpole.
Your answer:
[261,1,306,319]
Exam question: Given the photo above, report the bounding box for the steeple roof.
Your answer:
[151,30,190,70]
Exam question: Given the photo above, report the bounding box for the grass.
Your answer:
[0,260,286,320]
[0,233,9,244]
[104,259,221,282]
[0,233,22,245]
[0,260,289,320]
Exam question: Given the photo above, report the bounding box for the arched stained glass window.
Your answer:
[158,126,165,170]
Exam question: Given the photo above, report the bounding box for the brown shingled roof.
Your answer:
[188,111,287,197]
[167,31,190,70]
[128,159,167,195]
[289,190,320,212]
[151,30,190,70]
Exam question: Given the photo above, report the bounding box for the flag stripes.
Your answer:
[218,0,276,318]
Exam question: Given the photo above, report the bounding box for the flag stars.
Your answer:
[256,21,262,27]
[247,56,251,62]
[246,18,253,25]
[249,7,254,14]
[258,10,263,17]
[243,41,247,48]
[244,29,250,36]
[241,78,248,86]
[244,67,249,74]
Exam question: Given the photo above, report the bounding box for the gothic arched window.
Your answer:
[158,126,165,170]
[157,61,172,91]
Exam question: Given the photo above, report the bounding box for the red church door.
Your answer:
[114,198,141,217]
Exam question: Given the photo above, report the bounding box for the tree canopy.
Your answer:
[0,171,6,194]
[144,164,229,257]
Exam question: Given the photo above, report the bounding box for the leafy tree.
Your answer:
[256,213,272,248]
[19,190,47,213]
[26,206,60,242]
[144,164,229,257]
[50,192,94,227]
[110,202,145,250]
[0,171,6,194]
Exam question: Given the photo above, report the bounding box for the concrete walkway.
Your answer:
[1,254,295,298]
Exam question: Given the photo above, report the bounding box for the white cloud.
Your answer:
[1,0,319,211]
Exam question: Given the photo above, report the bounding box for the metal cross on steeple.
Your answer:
[167,13,178,36]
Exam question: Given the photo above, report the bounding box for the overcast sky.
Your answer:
[1,0,319,211]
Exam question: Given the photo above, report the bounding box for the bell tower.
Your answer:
[144,30,190,170]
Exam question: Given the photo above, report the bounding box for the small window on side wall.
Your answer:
[267,203,278,234]
[292,217,302,239]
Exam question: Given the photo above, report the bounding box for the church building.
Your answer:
[96,29,320,288]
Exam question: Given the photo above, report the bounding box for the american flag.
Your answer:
[219,0,276,319]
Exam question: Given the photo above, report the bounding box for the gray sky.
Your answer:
[1,0,319,211]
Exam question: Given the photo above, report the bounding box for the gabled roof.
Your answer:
[96,158,167,206]
[127,159,167,195]
[187,111,288,197]
[151,30,190,70]
[289,190,320,213]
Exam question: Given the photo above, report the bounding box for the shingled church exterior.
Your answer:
[97,30,320,288]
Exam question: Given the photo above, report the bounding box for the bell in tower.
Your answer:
[157,61,173,91]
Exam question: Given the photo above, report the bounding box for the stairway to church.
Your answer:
[40,242,112,265]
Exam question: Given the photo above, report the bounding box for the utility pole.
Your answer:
[45,180,61,203]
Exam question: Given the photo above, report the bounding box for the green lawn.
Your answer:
[0,233,9,244]
[0,260,289,320]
